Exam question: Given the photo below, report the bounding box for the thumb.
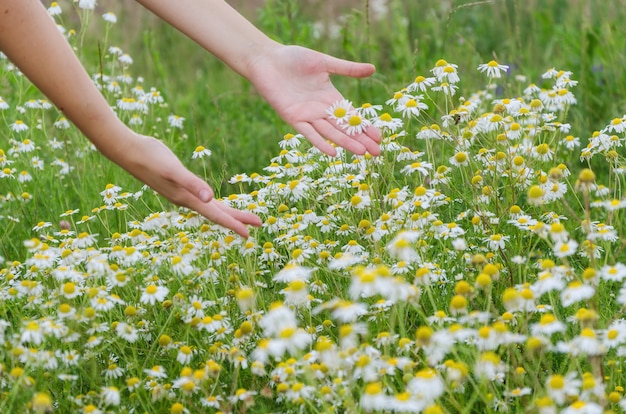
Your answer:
[325,55,376,79]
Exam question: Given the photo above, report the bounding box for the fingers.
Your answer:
[310,119,369,155]
[175,174,261,239]
[324,54,376,79]
[188,196,261,239]
[182,171,214,202]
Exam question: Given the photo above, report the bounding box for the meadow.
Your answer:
[1,0,626,412]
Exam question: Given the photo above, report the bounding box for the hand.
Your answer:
[116,133,262,238]
[247,45,382,157]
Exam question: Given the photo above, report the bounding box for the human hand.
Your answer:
[247,45,382,157]
[116,133,262,238]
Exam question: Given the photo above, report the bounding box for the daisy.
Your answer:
[373,113,404,132]
[326,99,353,125]
[407,75,437,92]
[47,2,63,15]
[560,281,594,307]
[168,114,185,128]
[400,160,433,176]
[395,96,428,118]
[600,263,626,282]
[10,120,29,132]
[102,12,117,23]
[546,372,581,405]
[477,60,510,78]
[115,322,139,343]
[431,59,459,83]
[531,313,566,336]
[343,113,372,136]
[553,239,578,258]
[144,365,167,379]
[357,102,382,118]
[431,82,458,96]
[101,386,121,406]
[191,145,212,159]
[140,284,169,305]
[78,0,97,9]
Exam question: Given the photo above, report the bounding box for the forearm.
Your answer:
[135,0,281,79]
[0,0,129,160]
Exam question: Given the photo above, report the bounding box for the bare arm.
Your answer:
[136,0,382,156]
[135,0,279,80]
[0,0,262,238]
[0,0,128,159]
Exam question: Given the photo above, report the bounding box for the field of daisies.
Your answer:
[2,2,626,414]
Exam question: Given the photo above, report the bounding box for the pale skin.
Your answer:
[0,0,382,238]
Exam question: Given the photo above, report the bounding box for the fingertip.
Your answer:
[367,125,382,143]
[199,188,213,203]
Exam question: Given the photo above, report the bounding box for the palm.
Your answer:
[248,45,381,156]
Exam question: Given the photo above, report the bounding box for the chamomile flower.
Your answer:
[407,75,437,92]
[168,114,185,128]
[373,112,403,132]
[10,120,29,132]
[78,0,97,9]
[191,145,212,159]
[477,60,510,78]
[102,12,117,23]
[343,113,371,135]
[326,99,353,125]
[140,284,169,305]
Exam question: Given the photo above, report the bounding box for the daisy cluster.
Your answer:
[2,4,626,414]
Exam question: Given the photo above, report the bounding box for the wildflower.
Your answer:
[343,113,371,135]
[78,0,97,9]
[477,60,509,78]
[560,281,594,307]
[360,382,388,411]
[373,112,403,132]
[115,322,139,343]
[102,12,117,23]
[600,263,626,282]
[326,99,353,125]
[474,351,506,382]
[144,365,167,379]
[168,114,185,128]
[561,400,603,414]
[191,145,212,159]
[601,320,626,349]
[176,345,195,365]
[101,386,121,406]
[532,143,554,161]
[546,372,581,405]
[553,239,578,258]
[559,328,606,356]
[407,75,437,92]
[485,234,509,251]
[431,82,458,96]
[140,284,169,305]
[386,231,421,262]
[31,392,53,413]
[10,120,29,132]
[431,59,460,83]
[396,96,428,118]
[400,160,433,176]
[406,367,445,402]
